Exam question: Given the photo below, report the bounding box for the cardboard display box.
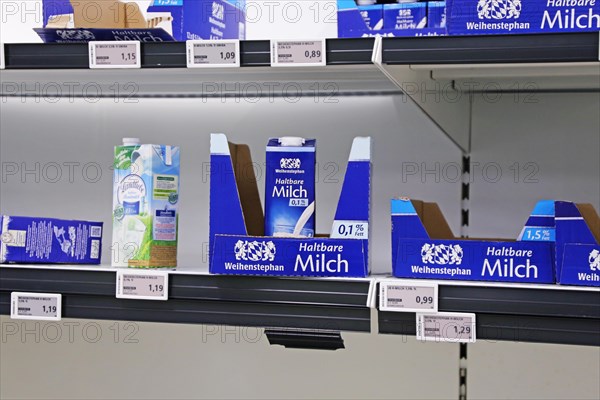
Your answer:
[555,201,600,287]
[391,198,556,284]
[209,134,371,278]
[447,0,600,36]
[392,198,600,286]
[37,0,246,42]
[1,216,103,265]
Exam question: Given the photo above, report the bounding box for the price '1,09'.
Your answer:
[220,51,235,60]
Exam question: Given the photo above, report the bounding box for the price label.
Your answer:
[416,312,476,343]
[11,292,62,321]
[271,40,326,67]
[0,43,5,69]
[330,221,368,239]
[89,41,140,69]
[116,270,169,301]
[186,40,240,68]
[380,281,438,312]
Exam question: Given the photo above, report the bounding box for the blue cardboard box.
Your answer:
[448,0,600,35]
[39,0,182,41]
[38,0,245,42]
[391,198,556,283]
[1,216,103,265]
[555,202,600,287]
[209,134,371,278]
[338,0,446,37]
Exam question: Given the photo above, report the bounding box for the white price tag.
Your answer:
[116,270,169,301]
[380,280,438,313]
[89,41,140,69]
[186,40,240,68]
[416,312,476,343]
[330,221,368,239]
[11,292,62,321]
[0,43,5,69]
[271,40,326,67]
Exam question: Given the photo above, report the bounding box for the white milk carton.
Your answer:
[112,138,180,268]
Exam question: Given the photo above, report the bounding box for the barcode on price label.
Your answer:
[11,292,62,321]
[416,312,476,343]
[116,270,169,301]
[186,40,240,68]
[89,41,140,69]
[271,40,326,67]
[380,280,438,312]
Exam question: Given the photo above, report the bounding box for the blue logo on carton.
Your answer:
[477,0,522,19]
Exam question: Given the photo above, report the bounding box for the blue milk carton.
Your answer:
[265,138,316,238]
[428,1,447,28]
[384,2,428,30]
[1,216,103,264]
[112,138,180,268]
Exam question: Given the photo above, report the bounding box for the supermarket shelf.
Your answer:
[1,34,598,149]
[378,279,600,347]
[382,33,600,64]
[2,39,376,69]
[376,32,600,152]
[1,266,599,347]
[0,266,372,342]
[0,65,400,98]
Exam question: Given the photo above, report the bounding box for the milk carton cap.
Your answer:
[278,137,305,147]
[123,138,141,146]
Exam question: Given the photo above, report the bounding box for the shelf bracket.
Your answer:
[265,329,345,351]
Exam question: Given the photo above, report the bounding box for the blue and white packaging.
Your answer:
[384,2,428,30]
[210,134,371,278]
[448,0,600,35]
[555,202,600,287]
[38,0,245,42]
[338,0,446,37]
[1,216,103,265]
[265,137,316,238]
[428,1,447,28]
[184,0,246,40]
[391,198,556,283]
[359,4,384,30]
[39,0,182,41]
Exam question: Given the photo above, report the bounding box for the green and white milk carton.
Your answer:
[112,138,180,268]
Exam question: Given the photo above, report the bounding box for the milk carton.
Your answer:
[1,216,103,264]
[112,138,180,268]
[265,137,316,238]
